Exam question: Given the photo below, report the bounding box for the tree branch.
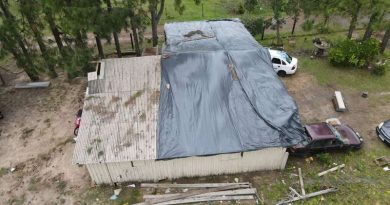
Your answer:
[156,0,165,21]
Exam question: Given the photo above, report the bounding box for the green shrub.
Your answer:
[241,15,264,36]
[316,153,332,166]
[329,38,380,68]
[237,3,245,15]
[315,23,330,34]
[301,19,315,31]
[372,61,387,76]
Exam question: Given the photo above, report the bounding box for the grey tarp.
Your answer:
[157,19,306,159]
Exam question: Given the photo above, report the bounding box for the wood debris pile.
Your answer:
[135,182,261,205]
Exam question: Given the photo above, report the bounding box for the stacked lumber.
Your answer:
[136,182,260,205]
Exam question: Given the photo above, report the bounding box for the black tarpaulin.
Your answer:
[157,19,306,159]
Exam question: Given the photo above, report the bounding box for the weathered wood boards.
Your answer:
[140,182,251,189]
[318,164,345,177]
[15,81,50,89]
[137,182,258,205]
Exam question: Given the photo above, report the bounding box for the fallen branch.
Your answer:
[276,188,339,205]
[317,164,345,177]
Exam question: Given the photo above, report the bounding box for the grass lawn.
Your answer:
[161,0,272,24]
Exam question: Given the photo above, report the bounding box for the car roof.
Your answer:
[268,49,283,56]
[305,122,336,140]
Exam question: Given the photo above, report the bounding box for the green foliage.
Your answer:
[238,3,245,14]
[372,61,387,76]
[241,15,264,36]
[244,0,258,12]
[315,22,330,34]
[316,153,332,166]
[301,19,315,31]
[174,0,186,15]
[329,38,380,68]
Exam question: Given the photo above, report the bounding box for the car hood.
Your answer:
[380,120,390,136]
[335,124,361,145]
[291,57,298,66]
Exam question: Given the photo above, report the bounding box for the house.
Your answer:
[73,19,306,184]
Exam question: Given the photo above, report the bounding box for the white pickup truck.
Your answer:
[268,49,298,76]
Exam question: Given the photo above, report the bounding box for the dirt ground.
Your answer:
[0,63,389,204]
[0,71,90,204]
[282,72,390,149]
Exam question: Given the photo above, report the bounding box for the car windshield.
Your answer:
[278,51,292,64]
[328,124,348,143]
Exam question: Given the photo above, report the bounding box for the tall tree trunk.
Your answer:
[323,14,329,25]
[95,33,104,59]
[130,18,141,56]
[0,73,5,85]
[276,19,281,45]
[363,11,378,40]
[130,33,134,50]
[11,48,39,81]
[45,10,65,57]
[261,27,265,40]
[291,15,298,35]
[380,25,390,53]
[105,0,121,57]
[150,0,165,47]
[113,32,121,57]
[348,1,361,39]
[347,14,358,39]
[0,0,39,81]
[25,13,57,78]
[151,15,158,47]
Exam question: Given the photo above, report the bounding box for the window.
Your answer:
[282,61,286,65]
[310,140,328,148]
[272,58,281,64]
[328,139,343,146]
[278,51,292,64]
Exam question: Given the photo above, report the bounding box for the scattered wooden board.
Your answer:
[317,164,345,177]
[15,82,50,89]
[298,168,305,195]
[140,182,250,189]
[153,195,254,205]
[143,188,257,200]
[135,184,248,205]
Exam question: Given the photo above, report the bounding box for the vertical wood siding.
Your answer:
[86,148,288,184]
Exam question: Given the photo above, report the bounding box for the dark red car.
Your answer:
[289,122,363,156]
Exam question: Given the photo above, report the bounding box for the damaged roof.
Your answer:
[73,56,161,164]
[157,19,306,159]
[73,19,306,164]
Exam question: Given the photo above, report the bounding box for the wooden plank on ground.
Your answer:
[298,168,305,195]
[135,184,248,205]
[15,82,50,89]
[140,182,250,189]
[317,164,345,177]
[143,188,257,200]
[154,195,254,205]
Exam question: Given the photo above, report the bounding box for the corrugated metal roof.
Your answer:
[73,56,161,164]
